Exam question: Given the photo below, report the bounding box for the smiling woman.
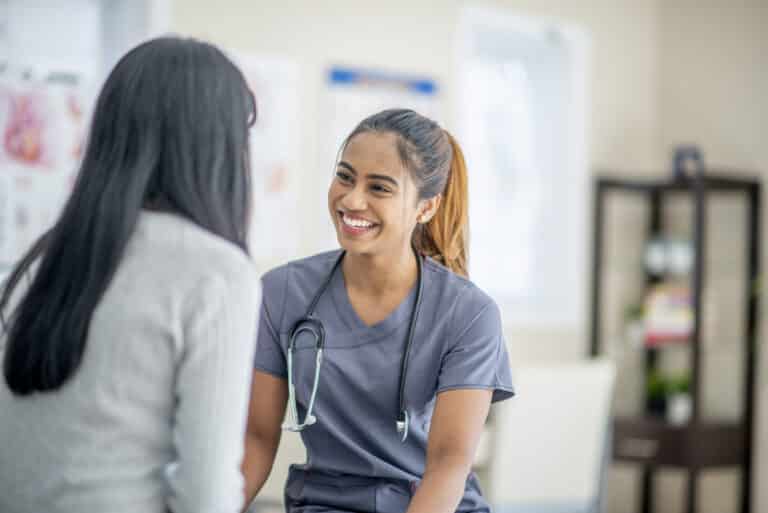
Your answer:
[329,131,417,255]
[243,108,514,513]
[330,110,469,278]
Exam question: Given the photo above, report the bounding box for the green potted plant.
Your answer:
[645,369,667,417]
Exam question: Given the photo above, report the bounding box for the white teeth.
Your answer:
[342,214,373,229]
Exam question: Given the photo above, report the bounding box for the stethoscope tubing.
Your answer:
[282,249,424,443]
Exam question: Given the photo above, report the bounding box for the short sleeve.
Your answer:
[253,269,288,379]
[437,296,514,403]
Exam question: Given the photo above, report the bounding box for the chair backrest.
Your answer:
[487,358,616,513]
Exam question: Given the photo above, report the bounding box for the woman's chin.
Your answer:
[337,234,378,256]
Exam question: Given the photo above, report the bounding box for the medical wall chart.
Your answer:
[0,75,90,268]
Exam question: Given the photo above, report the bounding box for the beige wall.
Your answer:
[169,1,767,512]
[170,0,662,363]
[658,2,768,512]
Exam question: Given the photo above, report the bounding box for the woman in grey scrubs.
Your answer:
[243,109,514,513]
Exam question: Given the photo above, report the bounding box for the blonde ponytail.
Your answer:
[414,131,469,277]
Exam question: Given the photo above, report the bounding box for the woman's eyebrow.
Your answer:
[338,161,399,187]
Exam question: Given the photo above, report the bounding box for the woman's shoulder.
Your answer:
[424,258,501,332]
[135,210,256,282]
[258,250,342,327]
[261,249,342,292]
[421,259,505,357]
[422,256,499,325]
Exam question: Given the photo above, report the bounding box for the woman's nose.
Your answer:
[340,184,367,211]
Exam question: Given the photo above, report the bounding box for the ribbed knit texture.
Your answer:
[0,210,260,513]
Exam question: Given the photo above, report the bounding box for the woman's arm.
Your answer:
[242,370,288,509]
[167,272,260,513]
[406,389,492,513]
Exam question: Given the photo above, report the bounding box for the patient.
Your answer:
[0,37,260,513]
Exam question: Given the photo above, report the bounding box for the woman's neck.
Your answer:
[342,245,418,298]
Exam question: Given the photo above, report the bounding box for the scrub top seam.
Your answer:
[253,363,287,380]
[493,334,505,390]
[435,383,515,394]
[261,294,281,347]
[277,263,292,333]
[442,282,479,357]
[454,301,492,340]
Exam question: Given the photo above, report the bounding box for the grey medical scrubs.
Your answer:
[254,250,514,513]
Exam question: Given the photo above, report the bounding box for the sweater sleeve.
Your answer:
[165,260,261,513]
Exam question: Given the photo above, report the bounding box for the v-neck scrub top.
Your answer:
[254,250,514,513]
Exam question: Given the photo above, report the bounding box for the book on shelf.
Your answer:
[643,283,692,347]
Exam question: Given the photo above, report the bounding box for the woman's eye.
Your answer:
[370,184,391,194]
[336,171,353,183]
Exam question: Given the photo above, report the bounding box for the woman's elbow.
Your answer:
[426,445,475,477]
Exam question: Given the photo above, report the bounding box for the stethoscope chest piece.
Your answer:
[282,315,325,432]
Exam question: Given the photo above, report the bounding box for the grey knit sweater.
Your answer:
[0,210,260,513]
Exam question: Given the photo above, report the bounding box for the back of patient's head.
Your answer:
[90,36,256,241]
[1,36,256,395]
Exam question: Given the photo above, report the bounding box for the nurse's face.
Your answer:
[328,131,425,258]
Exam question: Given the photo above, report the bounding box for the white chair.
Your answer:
[487,358,616,513]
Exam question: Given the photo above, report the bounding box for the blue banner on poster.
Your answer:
[328,67,437,96]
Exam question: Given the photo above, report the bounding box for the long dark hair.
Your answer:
[1,37,256,395]
[344,109,469,276]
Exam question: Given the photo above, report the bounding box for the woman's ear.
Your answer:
[416,194,442,224]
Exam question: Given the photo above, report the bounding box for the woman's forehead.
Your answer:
[341,132,408,180]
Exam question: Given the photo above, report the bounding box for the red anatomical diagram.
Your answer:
[4,94,47,167]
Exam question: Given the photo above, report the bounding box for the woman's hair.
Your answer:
[344,108,469,277]
[1,36,256,395]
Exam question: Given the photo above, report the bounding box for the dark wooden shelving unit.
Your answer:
[589,172,761,513]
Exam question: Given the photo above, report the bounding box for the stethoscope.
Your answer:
[281,249,424,443]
